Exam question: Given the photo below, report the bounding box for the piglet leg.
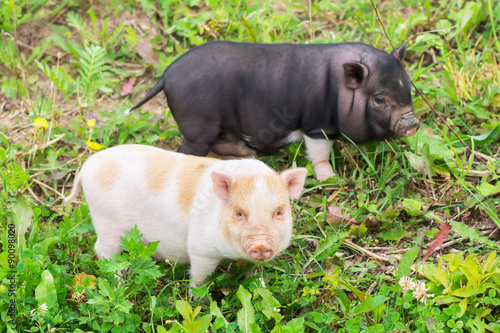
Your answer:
[92,216,124,260]
[188,254,220,289]
[303,135,335,181]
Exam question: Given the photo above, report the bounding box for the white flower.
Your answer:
[30,303,48,316]
[414,281,428,292]
[399,276,416,292]
[411,264,423,273]
[413,289,434,304]
[412,282,434,304]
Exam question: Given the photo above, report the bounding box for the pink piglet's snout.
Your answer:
[248,243,275,260]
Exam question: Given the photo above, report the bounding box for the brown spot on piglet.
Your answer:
[177,156,217,213]
[98,159,119,191]
[145,151,175,195]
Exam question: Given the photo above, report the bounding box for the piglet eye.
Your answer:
[234,211,245,220]
[374,97,386,105]
[275,209,284,218]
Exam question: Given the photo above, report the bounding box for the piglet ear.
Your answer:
[280,168,308,199]
[343,62,369,89]
[211,172,232,201]
[391,44,406,61]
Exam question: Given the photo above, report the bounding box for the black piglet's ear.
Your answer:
[343,62,369,90]
[391,44,407,61]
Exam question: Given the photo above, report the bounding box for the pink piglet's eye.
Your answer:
[234,211,244,220]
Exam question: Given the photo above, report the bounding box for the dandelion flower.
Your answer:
[86,141,102,151]
[87,118,96,128]
[399,276,416,292]
[33,117,49,131]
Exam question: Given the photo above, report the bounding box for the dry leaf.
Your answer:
[305,237,320,249]
[423,127,442,140]
[364,215,380,228]
[72,272,96,288]
[326,205,352,226]
[120,77,136,96]
[422,224,451,262]
[71,272,97,302]
[137,40,159,66]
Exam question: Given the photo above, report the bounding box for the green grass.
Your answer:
[1,0,500,332]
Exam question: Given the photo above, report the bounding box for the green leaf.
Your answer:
[477,182,500,197]
[12,195,33,235]
[35,59,76,97]
[78,44,113,103]
[450,125,500,147]
[195,314,212,333]
[236,285,255,333]
[157,326,167,333]
[349,224,368,238]
[97,278,113,298]
[401,198,422,216]
[337,290,350,313]
[450,287,478,298]
[353,295,387,314]
[0,162,30,193]
[175,300,193,323]
[303,231,348,269]
[210,301,228,329]
[249,322,262,333]
[35,270,57,307]
[458,299,467,318]
[422,264,450,290]
[376,229,408,242]
[397,246,420,279]
[450,221,499,249]
[254,288,282,320]
[281,317,305,333]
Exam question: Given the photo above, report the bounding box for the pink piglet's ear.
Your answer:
[211,171,232,201]
[280,168,308,199]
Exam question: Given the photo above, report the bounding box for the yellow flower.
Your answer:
[87,118,96,128]
[33,117,49,131]
[86,141,102,151]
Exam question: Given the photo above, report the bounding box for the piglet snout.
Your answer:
[248,243,274,260]
[403,124,420,137]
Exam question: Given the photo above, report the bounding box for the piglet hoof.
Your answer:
[188,282,199,300]
[313,161,335,181]
[248,244,274,260]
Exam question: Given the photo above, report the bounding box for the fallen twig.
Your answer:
[20,134,66,157]
[344,239,401,263]
[437,229,492,249]
[31,177,64,200]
